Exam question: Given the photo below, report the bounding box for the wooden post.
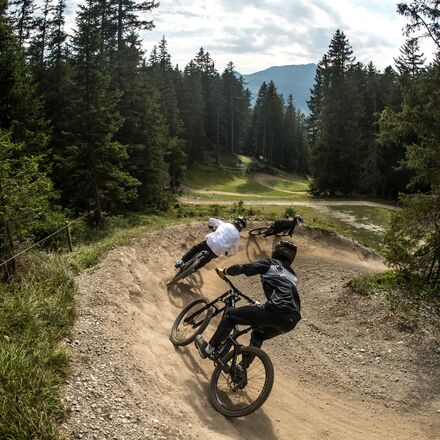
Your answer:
[65,221,73,252]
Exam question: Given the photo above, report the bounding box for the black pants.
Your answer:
[209,303,301,349]
[267,220,295,236]
[181,240,217,270]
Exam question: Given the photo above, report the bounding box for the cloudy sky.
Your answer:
[64,0,436,74]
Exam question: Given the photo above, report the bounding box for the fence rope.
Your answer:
[0,209,97,268]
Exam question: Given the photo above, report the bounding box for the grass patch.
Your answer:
[183,155,312,198]
[328,205,394,230]
[0,212,186,439]
[298,206,387,252]
[351,271,440,336]
[0,254,75,439]
[270,176,310,192]
[183,191,313,201]
[65,213,185,272]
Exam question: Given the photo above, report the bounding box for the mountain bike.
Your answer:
[249,215,304,237]
[167,250,210,286]
[170,269,274,417]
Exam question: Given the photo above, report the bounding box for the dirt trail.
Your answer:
[60,223,440,440]
[178,197,399,210]
[254,172,307,195]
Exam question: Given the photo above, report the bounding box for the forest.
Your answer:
[0,1,439,438]
[0,0,439,290]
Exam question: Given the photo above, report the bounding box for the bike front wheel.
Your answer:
[170,298,213,346]
[248,227,270,236]
[209,346,274,417]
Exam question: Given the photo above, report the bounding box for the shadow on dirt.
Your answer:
[166,273,204,308]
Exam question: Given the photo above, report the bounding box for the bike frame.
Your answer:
[184,275,257,371]
[184,276,255,327]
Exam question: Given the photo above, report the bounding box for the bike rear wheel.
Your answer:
[248,227,270,236]
[209,346,274,417]
[167,258,200,286]
[170,298,213,346]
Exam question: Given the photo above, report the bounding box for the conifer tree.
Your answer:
[147,37,186,191]
[179,60,206,163]
[8,0,36,47]
[394,38,426,78]
[359,62,384,196]
[28,0,53,69]
[194,47,218,148]
[0,130,56,278]
[282,94,298,171]
[0,4,48,155]
[309,30,362,194]
[68,0,139,222]
[221,62,251,154]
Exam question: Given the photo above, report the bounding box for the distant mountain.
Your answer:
[239,63,317,114]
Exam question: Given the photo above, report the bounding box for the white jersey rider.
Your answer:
[175,217,247,270]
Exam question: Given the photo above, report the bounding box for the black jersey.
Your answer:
[224,258,300,313]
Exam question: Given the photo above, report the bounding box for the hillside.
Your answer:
[240,63,317,113]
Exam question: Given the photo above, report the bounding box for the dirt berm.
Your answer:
[60,222,440,440]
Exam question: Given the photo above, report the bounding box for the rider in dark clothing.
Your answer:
[195,241,301,358]
[265,214,303,237]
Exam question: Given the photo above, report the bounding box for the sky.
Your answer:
[63,0,436,74]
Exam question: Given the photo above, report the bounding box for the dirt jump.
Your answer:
[60,222,440,440]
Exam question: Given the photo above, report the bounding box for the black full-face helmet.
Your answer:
[272,240,297,265]
[233,216,247,231]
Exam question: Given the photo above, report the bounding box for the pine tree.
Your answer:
[252,81,268,159]
[28,0,53,69]
[309,30,362,195]
[358,62,384,196]
[0,130,56,278]
[397,0,440,48]
[67,0,139,222]
[394,38,426,78]
[0,4,48,155]
[221,62,251,155]
[179,60,206,163]
[147,37,186,191]
[8,0,36,47]
[193,47,218,148]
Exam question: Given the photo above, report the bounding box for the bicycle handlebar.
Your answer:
[215,268,257,305]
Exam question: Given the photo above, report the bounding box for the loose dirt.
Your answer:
[60,222,440,440]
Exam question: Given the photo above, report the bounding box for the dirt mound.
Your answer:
[60,222,440,440]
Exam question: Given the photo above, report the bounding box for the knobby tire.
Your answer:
[170,298,213,346]
[209,346,274,417]
[248,227,269,236]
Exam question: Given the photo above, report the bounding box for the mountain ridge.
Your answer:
[238,63,317,113]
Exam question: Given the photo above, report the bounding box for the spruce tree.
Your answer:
[0,3,48,155]
[68,0,139,222]
[309,30,362,195]
[7,0,36,47]
[221,62,251,155]
[0,130,56,278]
[394,38,426,78]
[179,60,206,163]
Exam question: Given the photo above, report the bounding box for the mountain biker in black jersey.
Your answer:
[174,216,247,271]
[195,240,301,359]
[265,214,304,237]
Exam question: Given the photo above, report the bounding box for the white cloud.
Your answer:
[59,0,436,73]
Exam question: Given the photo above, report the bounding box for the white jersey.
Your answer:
[205,218,240,257]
